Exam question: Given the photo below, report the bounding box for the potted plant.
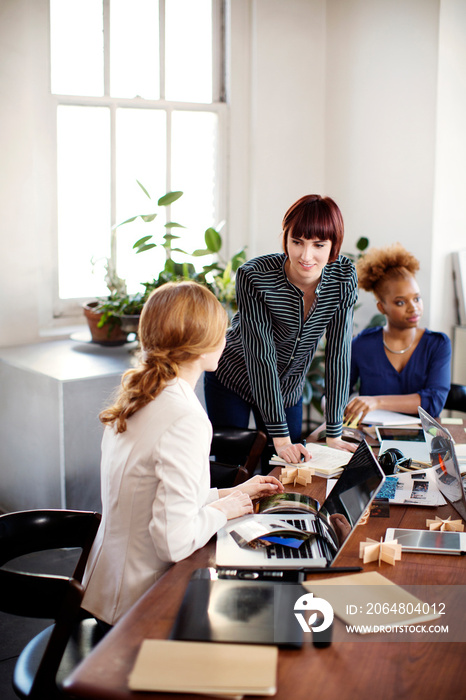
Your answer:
[84,181,246,343]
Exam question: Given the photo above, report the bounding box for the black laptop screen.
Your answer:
[318,440,385,551]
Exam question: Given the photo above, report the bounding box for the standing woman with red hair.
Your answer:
[205,194,359,466]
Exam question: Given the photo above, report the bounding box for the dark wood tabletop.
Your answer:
[63,422,466,700]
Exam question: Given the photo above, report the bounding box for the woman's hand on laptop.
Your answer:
[211,491,254,520]
[220,475,284,501]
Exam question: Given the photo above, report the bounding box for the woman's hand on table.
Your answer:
[345,395,379,425]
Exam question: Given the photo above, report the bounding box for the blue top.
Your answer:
[350,326,451,417]
[215,253,358,438]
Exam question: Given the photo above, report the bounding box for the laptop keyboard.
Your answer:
[265,518,332,562]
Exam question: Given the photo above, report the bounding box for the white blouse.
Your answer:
[82,377,226,625]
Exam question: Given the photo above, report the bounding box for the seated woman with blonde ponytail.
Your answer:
[82,281,283,629]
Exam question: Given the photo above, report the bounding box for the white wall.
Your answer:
[431,0,466,336]
[230,0,466,336]
[0,0,55,347]
[227,0,327,261]
[325,0,440,329]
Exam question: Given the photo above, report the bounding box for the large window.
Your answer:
[50,0,226,308]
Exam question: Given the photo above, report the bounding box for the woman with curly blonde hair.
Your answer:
[82,281,283,628]
[345,243,451,424]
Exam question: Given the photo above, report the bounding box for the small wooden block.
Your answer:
[426,515,464,532]
[359,537,402,566]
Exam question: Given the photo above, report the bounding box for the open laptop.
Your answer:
[418,406,466,521]
[216,440,385,570]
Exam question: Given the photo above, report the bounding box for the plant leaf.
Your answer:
[231,247,247,271]
[192,248,211,257]
[202,262,222,273]
[112,215,138,228]
[204,227,222,253]
[356,236,369,252]
[133,236,153,249]
[135,243,157,254]
[136,180,151,199]
[141,213,157,223]
[164,221,186,229]
[157,191,183,206]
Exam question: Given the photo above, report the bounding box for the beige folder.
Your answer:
[303,571,441,630]
[128,639,278,696]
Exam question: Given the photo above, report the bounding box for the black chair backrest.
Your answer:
[0,510,101,619]
[0,509,101,581]
[0,509,101,699]
[210,427,267,486]
[444,383,466,414]
[211,427,264,464]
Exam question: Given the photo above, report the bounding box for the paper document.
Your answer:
[376,469,446,507]
[270,442,352,477]
[360,410,421,426]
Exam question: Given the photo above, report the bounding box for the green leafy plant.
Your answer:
[87,181,246,334]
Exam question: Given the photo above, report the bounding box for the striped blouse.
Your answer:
[215,253,358,439]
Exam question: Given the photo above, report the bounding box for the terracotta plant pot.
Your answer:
[83,302,129,346]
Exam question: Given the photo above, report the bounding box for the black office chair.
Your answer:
[0,509,103,700]
[444,383,466,414]
[209,427,268,488]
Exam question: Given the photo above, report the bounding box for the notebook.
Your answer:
[216,440,385,570]
[418,406,466,521]
[128,638,278,696]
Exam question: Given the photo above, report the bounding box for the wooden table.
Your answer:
[63,423,466,700]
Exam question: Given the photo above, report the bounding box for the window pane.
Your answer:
[110,0,160,99]
[115,109,167,292]
[171,111,218,254]
[165,0,212,102]
[50,0,104,96]
[57,106,110,299]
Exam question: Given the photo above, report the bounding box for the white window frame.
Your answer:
[50,0,228,320]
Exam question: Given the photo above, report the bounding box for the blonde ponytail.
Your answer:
[100,281,227,433]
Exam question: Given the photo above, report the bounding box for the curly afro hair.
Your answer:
[356,242,420,297]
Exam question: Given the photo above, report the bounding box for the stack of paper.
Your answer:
[270,442,352,478]
[128,639,278,696]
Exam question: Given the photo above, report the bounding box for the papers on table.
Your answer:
[359,410,421,426]
[128,639,278,697]
[270,442,352,478]
[375,469,446,507]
